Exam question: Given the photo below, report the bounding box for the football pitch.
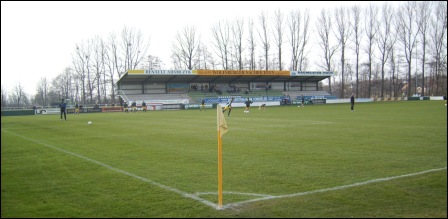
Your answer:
[1,101,447,218]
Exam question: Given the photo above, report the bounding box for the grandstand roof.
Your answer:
[117,70,333,85]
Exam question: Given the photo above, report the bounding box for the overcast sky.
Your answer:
[1,1,385,95]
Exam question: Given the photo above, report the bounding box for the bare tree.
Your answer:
[350,5,362,97]
[288,9,311,71]
[247,18,256,70]
[10,83,27,107]
[194,42,216,70]
[287,9,301,71]
[172,25,200,70]
[55,67,73,100]
[121,26,149,71]
[211,20,231,70]
[396,1,419,97]
[72,73,81,104]
[364,3,379,98]
[108,32,124,79]
[12,83,25,107]
[334,6,352,98]
[73,42,89,105]
[376,2,395,99]
[101,42,108,103]
[205,46,218,70]
[144,55,162,70]
[85,41,94,103]
[258,11,270,70]
[52,75,64,101]
[298,9,311,71]
[389,44,405,98]
[273,9,285,70]
[103,51,115,104]
[316,9,339,95]
[170,53,183,70]
[105,32,122,104]
[74,40,94,104]
[195,43,206,69]
[35,77,49,107]
[14,1,446,102]
[416,1,432,96]
[92,36,106,103]
[231,17,245,70]
[389,46,398,98]
[1,84,7,108]
[429,1,447,96]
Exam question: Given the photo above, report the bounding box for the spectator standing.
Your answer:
[350,93,355,111]
[59,99,67,121]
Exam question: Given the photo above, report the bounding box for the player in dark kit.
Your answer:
[59,99,67,120]
[301,95,305,107]
[142,101,147,112]
[200,98,206,111]
[350,93,355,111]
[244,98,253,114]
[123,102,129,113]
[74,102,80,115]
[131,101,137,112]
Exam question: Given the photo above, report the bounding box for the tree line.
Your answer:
[1,1,446,108]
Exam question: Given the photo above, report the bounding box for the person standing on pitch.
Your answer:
[301,95,305,107]
[74,102,80,115]
[244,98,253,113]
[350,93,355,111]
[123,101,129,113]
[131,100,137,112]
[142,101,147,112]
[200,98,206,111]
[222,97,234,116]
[59,99,67,120]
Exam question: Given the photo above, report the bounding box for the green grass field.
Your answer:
[1,101,447,218]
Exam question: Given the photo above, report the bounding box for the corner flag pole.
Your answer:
[217,104,228,209]
[218,124,223,209]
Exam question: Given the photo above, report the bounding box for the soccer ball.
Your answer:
[88,121,92,125]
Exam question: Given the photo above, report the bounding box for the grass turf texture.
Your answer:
[1,101,446,217]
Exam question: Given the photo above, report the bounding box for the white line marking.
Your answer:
[2,129,218,209]
[219,167,447,210]
[3,129,446,210]
[195,191,274,198]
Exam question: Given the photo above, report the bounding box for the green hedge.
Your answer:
[1,110,35,116]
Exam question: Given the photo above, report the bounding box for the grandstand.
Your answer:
[116,70,333,109]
